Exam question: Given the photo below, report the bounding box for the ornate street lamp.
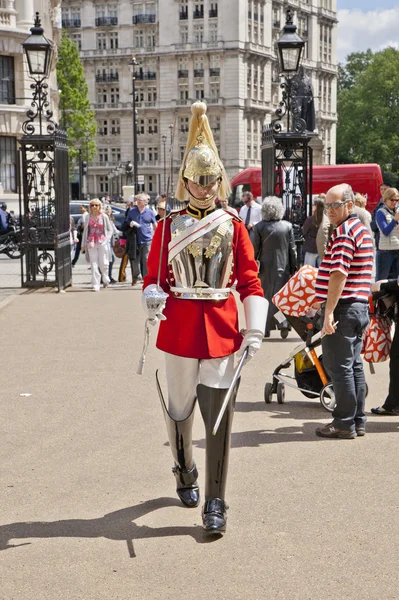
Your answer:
[22,12,53,79]
[129,54,139,194]
[20,13,71,291]
[261,8,313,244]
[276,9,305,75]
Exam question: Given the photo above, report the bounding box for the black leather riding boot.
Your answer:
[197,381,240,535]
[156,372,200,508]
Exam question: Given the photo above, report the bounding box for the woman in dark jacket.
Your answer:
[302,196,325,267]
[252,196,297,338]
[370,278,399,415]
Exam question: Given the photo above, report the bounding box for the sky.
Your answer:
[337,1,399,63]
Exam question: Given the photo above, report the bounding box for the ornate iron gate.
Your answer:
[18,128,71,291]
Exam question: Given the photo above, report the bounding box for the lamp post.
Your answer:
[169,123,174,200]
[261,8,313,251]
[130,55,139,194]
[20,13,71,291]
[162,134,167,192]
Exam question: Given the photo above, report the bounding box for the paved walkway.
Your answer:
[1,286,398,600]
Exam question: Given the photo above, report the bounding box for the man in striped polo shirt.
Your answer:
[315,184,373,439]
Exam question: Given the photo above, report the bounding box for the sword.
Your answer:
[212,347,249,435]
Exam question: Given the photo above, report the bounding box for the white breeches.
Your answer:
[88,243,110,290]
[165,353,235,420]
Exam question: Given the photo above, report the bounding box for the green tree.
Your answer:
[337,50,373,92]
[336,47,399,169]
[56,33,97,166]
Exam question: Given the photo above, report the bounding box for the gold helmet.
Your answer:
[175,101,231,201]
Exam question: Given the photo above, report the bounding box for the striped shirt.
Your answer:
[315,215,373,302]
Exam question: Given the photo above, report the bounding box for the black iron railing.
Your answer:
[133,14,156,24]
[62,18,81,28]
[95,17,118,26]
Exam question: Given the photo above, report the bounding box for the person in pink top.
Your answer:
[82,199,113,291]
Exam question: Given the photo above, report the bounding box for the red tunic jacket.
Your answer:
[143,209,264,359]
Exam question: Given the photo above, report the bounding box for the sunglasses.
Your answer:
[90,204,100,207]
[324,200,350,213]
[387,198,399,202]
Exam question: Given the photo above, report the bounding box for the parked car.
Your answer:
[69,201,126,229]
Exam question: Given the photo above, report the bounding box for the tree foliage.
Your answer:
[56,33,97,165]
[337,48,399,171]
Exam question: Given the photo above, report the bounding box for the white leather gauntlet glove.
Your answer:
[142,284,168,326]
[130,220,141,228]
[237,295,269,362]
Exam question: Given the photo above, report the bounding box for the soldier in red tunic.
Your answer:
[142,101,268,535]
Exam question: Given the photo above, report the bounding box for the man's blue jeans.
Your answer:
[321,302,369,432]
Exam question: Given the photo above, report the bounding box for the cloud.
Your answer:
[337,8,399,63]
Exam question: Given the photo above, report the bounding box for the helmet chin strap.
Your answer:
[184,181,220,209]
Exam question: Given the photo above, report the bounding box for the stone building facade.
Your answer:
[0,0,62,194]
[61,0,337,199]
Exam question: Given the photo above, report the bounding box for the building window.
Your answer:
[147,29,157,47]
[180,0,188,20]
[109,32,118,49]
[210,84,219,100]
[134,29,144,47]
[179,116,189,133]
[148,118,158,134]
[194,25,203,43]
[148,147,158,162]
[138,118,145,135]
[97,87,107,104]
[99,148,109,163]
[99,176,109,194]
[195,87,204,99]
[0,56,15,104]
[209,2,218,18]
[148,175,155,193]
[0,136,16,192]
[70,34,81,50]
[96,33,107,50]
[137,147,145,163]
[111,148,121,163]
[180,25,188,44]
[147,88,157,103]
[180,87,189,100]
[110,87,119,104]
[98,119,108,135]
[209,24,218,43]
[180,145,185,160]
[111,119,120,134]
[194,3,204,19]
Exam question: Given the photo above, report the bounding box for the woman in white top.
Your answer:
[82,199,113,291]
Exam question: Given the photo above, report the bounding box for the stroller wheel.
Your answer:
[280,327,289,340]
[320,383,336,412]
[276,382,285,404]
[264,382,273,404]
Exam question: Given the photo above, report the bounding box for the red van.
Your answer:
[230,164,383,213]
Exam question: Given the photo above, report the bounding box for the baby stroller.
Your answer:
[264,310,336,412]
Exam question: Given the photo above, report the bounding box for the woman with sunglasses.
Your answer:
[375,187,399,280]
[82,200,113,291]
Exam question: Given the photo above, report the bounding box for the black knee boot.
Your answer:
[156,372,200,508]
[197,381,240,535]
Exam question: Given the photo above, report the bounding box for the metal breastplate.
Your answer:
[168,212,234,300]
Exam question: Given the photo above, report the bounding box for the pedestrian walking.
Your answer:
[142,101,268,535]
[219,198,238,217]
[125,193,157,286]
[314,184,373,439]
[105,205,120,283]
[370,278,399,416]
[375,187,399,280]
[302,196,325,267]
[251,196,297,339]
[82,199,113,291]
[72,204,88,267]
[118,199,133,283]
[370,182,389,250]
[239,191,262,232]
